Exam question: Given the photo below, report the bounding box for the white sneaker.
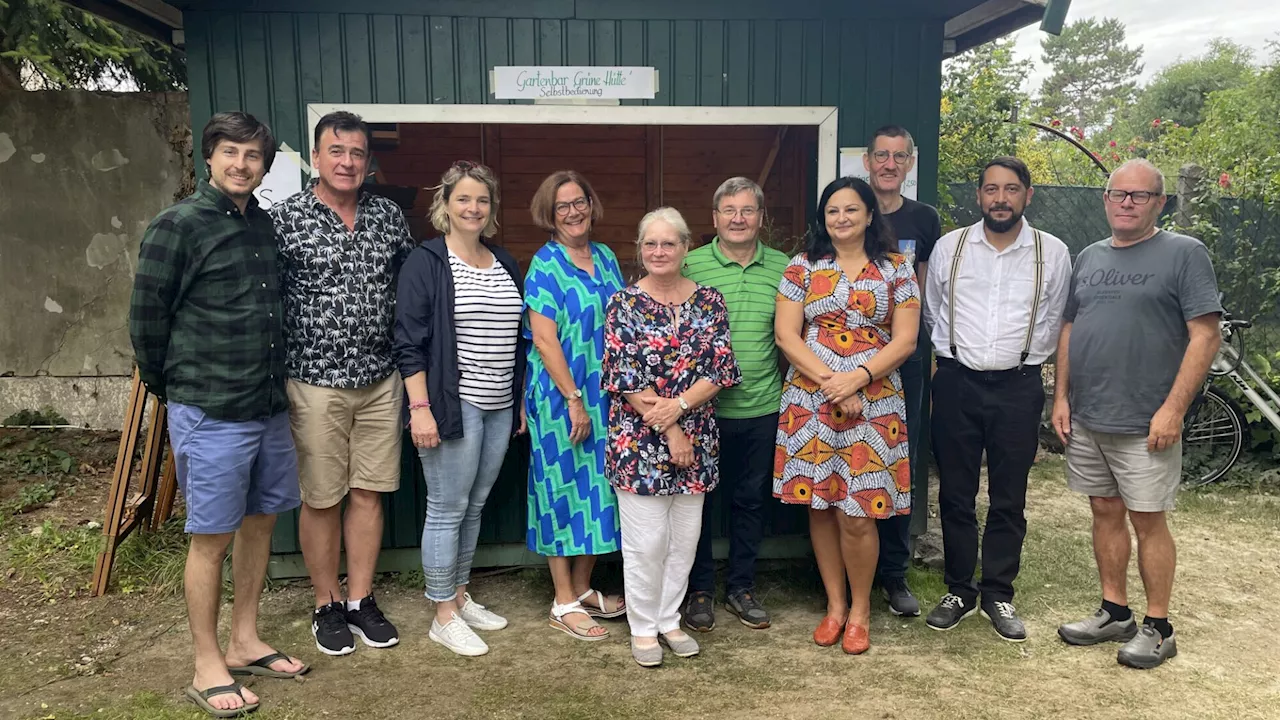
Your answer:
[459,593,509,631]
[429,612,489,657]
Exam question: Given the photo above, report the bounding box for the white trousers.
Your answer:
[616,491,705,638]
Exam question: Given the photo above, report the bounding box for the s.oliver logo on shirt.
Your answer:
[1079,268,1156,287]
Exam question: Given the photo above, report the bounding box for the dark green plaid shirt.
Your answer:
[129,180,289,420]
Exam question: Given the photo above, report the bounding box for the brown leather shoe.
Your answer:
[813,616,846,647]
[842,623,870,655]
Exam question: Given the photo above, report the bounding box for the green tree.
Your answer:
[1118,39,1255,138]
[1036,17,1143,131]
[0,0,184,91]
[939,37,1033,186]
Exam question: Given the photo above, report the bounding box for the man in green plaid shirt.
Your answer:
[129,112,307,717]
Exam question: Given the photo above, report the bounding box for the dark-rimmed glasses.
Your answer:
[1104,189,1159,205]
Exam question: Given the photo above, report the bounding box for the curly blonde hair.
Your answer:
[429,161,500,238]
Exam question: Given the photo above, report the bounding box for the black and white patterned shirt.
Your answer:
[270,181,415,389]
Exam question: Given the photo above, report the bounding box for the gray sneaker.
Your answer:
[1117,626,1177,669]
[726,589,771,629]
[630,638,663,667]
[683,592,715,632]
[659,632,700,658]
[1057,609,1139,646]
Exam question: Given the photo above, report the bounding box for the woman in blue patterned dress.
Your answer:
[524,170,627,641]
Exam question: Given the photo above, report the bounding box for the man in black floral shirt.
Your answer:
[270,111,414,656]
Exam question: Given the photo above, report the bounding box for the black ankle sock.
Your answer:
[1101,599,1131,622]
[1143,615,1174,639]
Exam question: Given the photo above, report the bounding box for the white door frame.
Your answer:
[305,103,839,190]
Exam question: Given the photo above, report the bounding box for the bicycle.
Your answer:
[1180,312,1280,487]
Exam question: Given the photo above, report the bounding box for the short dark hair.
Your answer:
[313,111,370,149]
[529,170,605,232]
[805,176,897,263]
[869,125,915,154]
[979,156,1032,189]
[201,111,276,171]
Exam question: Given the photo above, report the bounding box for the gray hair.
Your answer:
[712,176,764,210]
[1108,159,1166,194]
[637,207,692,246]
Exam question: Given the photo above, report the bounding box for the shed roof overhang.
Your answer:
[65,0,1056,56]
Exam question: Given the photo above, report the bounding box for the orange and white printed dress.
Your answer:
[773,252,919,518]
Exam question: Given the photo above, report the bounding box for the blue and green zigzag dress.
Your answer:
[524,240,624,556]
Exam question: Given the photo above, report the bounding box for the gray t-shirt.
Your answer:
[1064,230,1222,434]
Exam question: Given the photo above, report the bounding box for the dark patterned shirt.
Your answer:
[270,181,415,389]
[129,180,288,421]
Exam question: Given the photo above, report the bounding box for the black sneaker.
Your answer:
[725,589,771,629]
[345,591,399,648]
[882,579,921,617]
[683,591,715,632]
[312,601,355,656]
[981,600,1028,643]
[925,593,978,631]
[346,594,400,648]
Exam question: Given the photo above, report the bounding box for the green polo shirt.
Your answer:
[683,237,789,419]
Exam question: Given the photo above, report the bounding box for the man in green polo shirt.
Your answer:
[682,177,790,632]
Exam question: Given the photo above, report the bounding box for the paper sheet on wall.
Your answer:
[838,147,919,200]
[253,151,304,208]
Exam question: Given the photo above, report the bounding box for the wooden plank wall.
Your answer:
[373,122,815,270]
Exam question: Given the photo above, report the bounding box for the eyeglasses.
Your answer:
[451,160,477,171]
[871,150,912,165]
[716,207,759,219]
[554,197,591,216]
[1104,189,1159,205]
[640,240,682,252]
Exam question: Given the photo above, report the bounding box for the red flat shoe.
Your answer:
[842,623,870,655]
[813,616,846,647]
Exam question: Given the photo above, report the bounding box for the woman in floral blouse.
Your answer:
[602,207,741,667]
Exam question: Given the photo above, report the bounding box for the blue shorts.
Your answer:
[167,402,302,535]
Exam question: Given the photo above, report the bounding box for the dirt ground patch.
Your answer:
[2,431,1279,720]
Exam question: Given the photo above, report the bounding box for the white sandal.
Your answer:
[577,589,627,619]
[549,600,610,642]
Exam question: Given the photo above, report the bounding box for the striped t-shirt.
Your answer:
[683,238,790,419]
[448,249,523,410]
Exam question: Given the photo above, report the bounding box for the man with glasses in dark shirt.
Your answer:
[130,112,307,718]
[862,126,942,617]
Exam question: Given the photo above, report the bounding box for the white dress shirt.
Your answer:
[925,220,1072,371]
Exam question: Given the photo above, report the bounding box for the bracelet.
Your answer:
[857,365,874,385]
[408,399,431,410]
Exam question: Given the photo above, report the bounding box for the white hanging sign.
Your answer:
[491,66,658,100]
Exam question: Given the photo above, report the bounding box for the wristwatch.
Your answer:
[566,388,583,401]
[677,396,689,413]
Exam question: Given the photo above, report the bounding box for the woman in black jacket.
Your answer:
[393,161,526,657]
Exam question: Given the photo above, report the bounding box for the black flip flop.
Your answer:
[227,652,310,679]
[185,683,259,718]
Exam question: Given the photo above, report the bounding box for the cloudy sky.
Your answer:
[1008,0,1280,92]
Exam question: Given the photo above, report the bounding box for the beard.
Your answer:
[982,206,1023,234]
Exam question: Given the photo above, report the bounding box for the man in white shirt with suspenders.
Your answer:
[922,157,1072,641]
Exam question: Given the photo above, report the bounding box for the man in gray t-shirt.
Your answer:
[1051,160,1222,670]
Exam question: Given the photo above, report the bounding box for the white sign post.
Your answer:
[838,147,919,200]
[491,66,658,101]
[253,151,304,209]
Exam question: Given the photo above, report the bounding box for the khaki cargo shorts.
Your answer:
[287,373,403,509]
[1065,422,1181,512]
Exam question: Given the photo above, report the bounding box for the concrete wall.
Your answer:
[0,91,190,428]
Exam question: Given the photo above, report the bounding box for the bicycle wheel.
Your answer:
[1181,386,1244,488]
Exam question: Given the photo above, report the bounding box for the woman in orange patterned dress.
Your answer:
[773,176,920,654]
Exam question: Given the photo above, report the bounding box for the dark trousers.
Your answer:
[689,413,776,596]
[931,358,1043,603]
[875,356,925,582]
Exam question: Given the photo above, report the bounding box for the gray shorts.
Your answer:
[1065,423,1181,512]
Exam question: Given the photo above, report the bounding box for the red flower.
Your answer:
[1111,152,1121,161]
[1219,173,1232,189]
[1109,140,1118,148]
[1070,126,1084,139]
[1050,119,1062,128]
[1152,118,1162,127]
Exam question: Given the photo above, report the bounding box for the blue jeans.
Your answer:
[417,401,512,602]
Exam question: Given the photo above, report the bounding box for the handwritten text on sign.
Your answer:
[492,66,658,100]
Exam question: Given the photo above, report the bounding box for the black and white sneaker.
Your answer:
[312,601,356,656]
[981,600,1028,643]
[347,594,399,648]
[925,593,978,631]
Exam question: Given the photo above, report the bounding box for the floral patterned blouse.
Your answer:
[602,285,741,496]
